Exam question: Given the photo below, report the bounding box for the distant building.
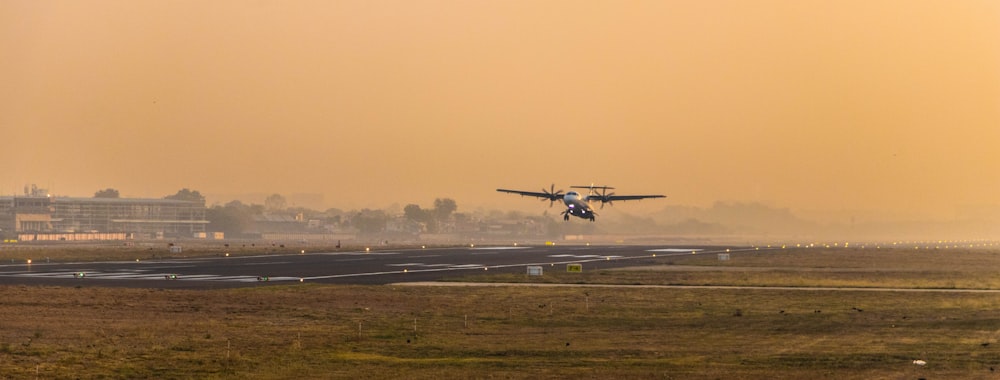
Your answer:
[0,196,207,241]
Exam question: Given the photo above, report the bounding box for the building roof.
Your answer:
[0,196,203,206]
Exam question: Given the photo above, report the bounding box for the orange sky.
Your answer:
[2,1,998,221]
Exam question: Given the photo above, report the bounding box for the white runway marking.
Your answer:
[7,271,279,282]
[647,248,704,253]
[548,254,623,259]
[388,262,499,269]
[469,246,531,250]
[312,251,401,256]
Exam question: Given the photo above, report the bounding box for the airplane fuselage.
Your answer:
[563,191,596,221]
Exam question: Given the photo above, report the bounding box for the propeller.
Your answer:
[541,184,564,207]
[599,186,616,209]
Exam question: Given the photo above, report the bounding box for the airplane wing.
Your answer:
[496,188,562,201]
[588,193,666,207]
[600,194,666,202]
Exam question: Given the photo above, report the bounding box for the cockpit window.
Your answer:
[567,191,579,196]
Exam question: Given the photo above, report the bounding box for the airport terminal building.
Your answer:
[0,196,208,241]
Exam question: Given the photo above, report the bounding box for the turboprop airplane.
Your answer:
[496,184,665,221]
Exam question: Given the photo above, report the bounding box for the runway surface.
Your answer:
[0,244,738,289]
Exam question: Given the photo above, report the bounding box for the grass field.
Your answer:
[2,246,1000,379]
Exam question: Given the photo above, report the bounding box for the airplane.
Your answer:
[496,184,665,221]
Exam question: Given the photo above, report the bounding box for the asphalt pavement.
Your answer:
[0,244,738,289]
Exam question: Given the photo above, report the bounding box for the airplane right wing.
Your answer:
[496,188,562,201]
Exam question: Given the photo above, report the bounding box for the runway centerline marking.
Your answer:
[469,247,531,250]
[647,248,704,252]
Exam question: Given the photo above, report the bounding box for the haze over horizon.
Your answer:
[3,1,998,226]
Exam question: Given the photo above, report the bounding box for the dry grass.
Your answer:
[461,247,1000,289]
[1,247,1000,378]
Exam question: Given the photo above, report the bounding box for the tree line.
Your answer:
[93,187,465,237]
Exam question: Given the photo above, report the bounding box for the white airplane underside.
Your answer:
[496,185,665,222]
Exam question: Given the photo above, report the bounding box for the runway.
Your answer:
[0,244,740,289]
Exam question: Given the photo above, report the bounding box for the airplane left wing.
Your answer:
[599,194,666,202]
[588,193,666,207]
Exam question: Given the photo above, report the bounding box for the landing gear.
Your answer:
[563,213,570,221]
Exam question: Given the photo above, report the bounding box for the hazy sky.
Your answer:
[2,1,998,221]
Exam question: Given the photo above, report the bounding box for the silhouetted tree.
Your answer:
[164,188,205,203]
[351,209,387,235]
[323,208,345,225]
[433,198,457,220]
[264,193,287,211]
[94,188,120,198]
[404,204,435,232]
[404,204,427,222]
[207,201,255,237]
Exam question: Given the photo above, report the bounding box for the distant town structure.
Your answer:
[0,187,207,241]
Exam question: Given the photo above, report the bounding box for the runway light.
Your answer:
[470,244,475,248]
[365,247,370,253]
[403,269,408,273]
[224,253,229,257]
[652,254,656,257]
[136,258,140,262]
[299,278,304,282]
[26,259,31,264]
[300,250,305,254]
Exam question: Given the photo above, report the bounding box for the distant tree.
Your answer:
[207,201,255,237]
[404,204,435,232]
[351,209,387,235]
[264,193,287,211]
[404,204,427,222]
[322,208,345,226]
[164,188,205,203]
[433,198,457,220]
[94,188,120,198]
